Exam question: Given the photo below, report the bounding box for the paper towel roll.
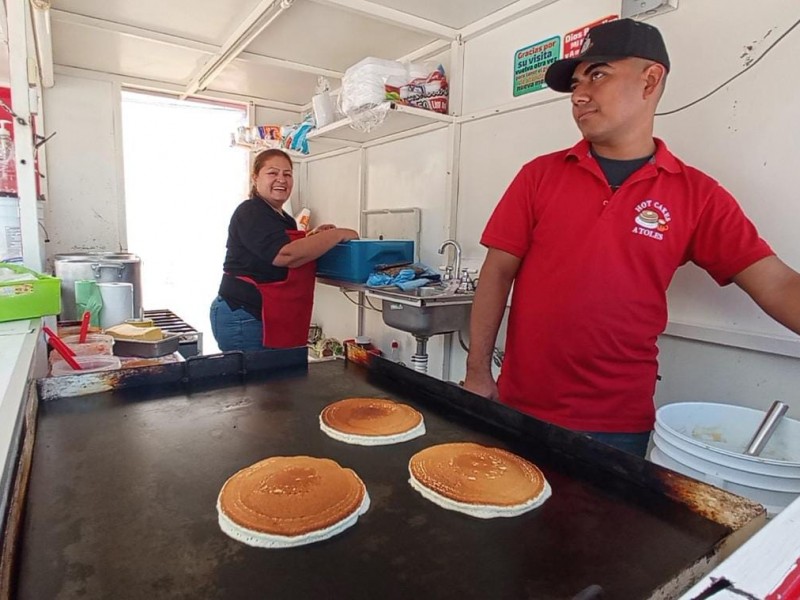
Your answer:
[98,282,134,329]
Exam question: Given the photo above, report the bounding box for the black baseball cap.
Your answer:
[545,18,670,93]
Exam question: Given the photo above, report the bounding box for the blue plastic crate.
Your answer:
[316,240,414,283]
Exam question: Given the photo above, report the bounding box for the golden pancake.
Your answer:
[320,397,424,443]
[218,456,367,540]
[408,442,550,511]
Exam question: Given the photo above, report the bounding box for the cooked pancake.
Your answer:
[408,442,551,518]
[320,397,425,445]
[217,456,370,548]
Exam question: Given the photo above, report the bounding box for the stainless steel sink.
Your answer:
[366,285,474,336]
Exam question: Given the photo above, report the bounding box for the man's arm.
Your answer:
[463,248,522,400]
[733,255,800,335]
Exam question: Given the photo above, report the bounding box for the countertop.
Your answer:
[0,318,44,523]
[679,495,800,598]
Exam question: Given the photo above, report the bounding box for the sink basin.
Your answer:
[366,285,474,336]
[366,284,472,304]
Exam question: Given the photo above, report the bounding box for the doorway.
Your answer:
[121,90,248,354]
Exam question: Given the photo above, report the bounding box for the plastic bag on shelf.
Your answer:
[386,64,449,114]
[233,125,283,150]
[282,118,314,155]
[339,57,408,132]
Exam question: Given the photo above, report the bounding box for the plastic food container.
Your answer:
[50,355,121,376]
[316,239,414,283]
[61,333,115,356]
[0,262,61,323]
[112,333,181,358]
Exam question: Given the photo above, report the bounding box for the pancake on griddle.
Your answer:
[408,442,551,518]
[217,456,370,548]
[320,397,425,445]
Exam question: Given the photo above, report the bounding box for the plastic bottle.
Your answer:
[0,120,17,197]
[297,208,311,232]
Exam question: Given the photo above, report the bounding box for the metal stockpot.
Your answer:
[54,252,142,320]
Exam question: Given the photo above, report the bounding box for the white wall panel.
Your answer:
[305,150,360,228]
[0,43,8,84]
[306,151,360,342]
[254,105,302,127]
[363,128,450,377]
[365,128,448,265]
[456,100,573,266]
[43,74,126,260]
[462,0,618,115]
[656,0,800,343]
[655,336,800,420]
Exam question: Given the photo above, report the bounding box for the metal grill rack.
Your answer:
[143,308,202,357]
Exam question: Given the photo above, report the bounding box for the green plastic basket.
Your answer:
[0,262,61,323]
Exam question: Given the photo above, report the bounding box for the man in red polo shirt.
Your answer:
[464,18,800,457]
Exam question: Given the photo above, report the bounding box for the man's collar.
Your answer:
[566,138,682,173]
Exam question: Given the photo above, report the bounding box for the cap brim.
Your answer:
[544,55,626,93]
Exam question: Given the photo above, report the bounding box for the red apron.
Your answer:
[236,230,316,348]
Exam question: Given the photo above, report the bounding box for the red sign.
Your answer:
[563,15,618,59]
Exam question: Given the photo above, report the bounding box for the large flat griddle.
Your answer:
[9,353,764,599]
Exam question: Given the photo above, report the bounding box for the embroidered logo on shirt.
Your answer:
[632,200,670,241]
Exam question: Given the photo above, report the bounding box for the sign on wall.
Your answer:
[513,36,561,96]
[563,15,618,59]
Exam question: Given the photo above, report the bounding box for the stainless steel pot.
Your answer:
[54,252,142,321]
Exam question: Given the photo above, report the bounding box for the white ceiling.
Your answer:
[48,0,541,114]
[363,0,520,29]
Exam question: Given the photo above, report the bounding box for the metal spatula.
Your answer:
[744,400,789,456]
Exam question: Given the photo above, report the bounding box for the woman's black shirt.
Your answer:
[218,197,297,318]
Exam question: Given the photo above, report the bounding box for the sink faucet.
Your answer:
[438,239,462,282]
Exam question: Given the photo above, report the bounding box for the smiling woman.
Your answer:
[211,149,359,351]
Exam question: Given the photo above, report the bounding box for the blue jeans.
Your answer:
[581,431,651,458]
[209,296,264,351]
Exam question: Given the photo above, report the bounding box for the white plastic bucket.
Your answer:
[651,402,800,515]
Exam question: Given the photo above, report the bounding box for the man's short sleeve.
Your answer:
[480,167,535,258]
[688,184,774,285]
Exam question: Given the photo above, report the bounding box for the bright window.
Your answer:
[121,91,248,354]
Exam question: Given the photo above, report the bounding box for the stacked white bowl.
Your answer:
[651,402,800,515]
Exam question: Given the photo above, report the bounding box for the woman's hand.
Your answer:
[338,228,360,242]
[307,224,336,236]
[273,227,360,268]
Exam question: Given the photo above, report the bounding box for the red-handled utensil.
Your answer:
[43,326,82,370]
[79,311,91,343]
